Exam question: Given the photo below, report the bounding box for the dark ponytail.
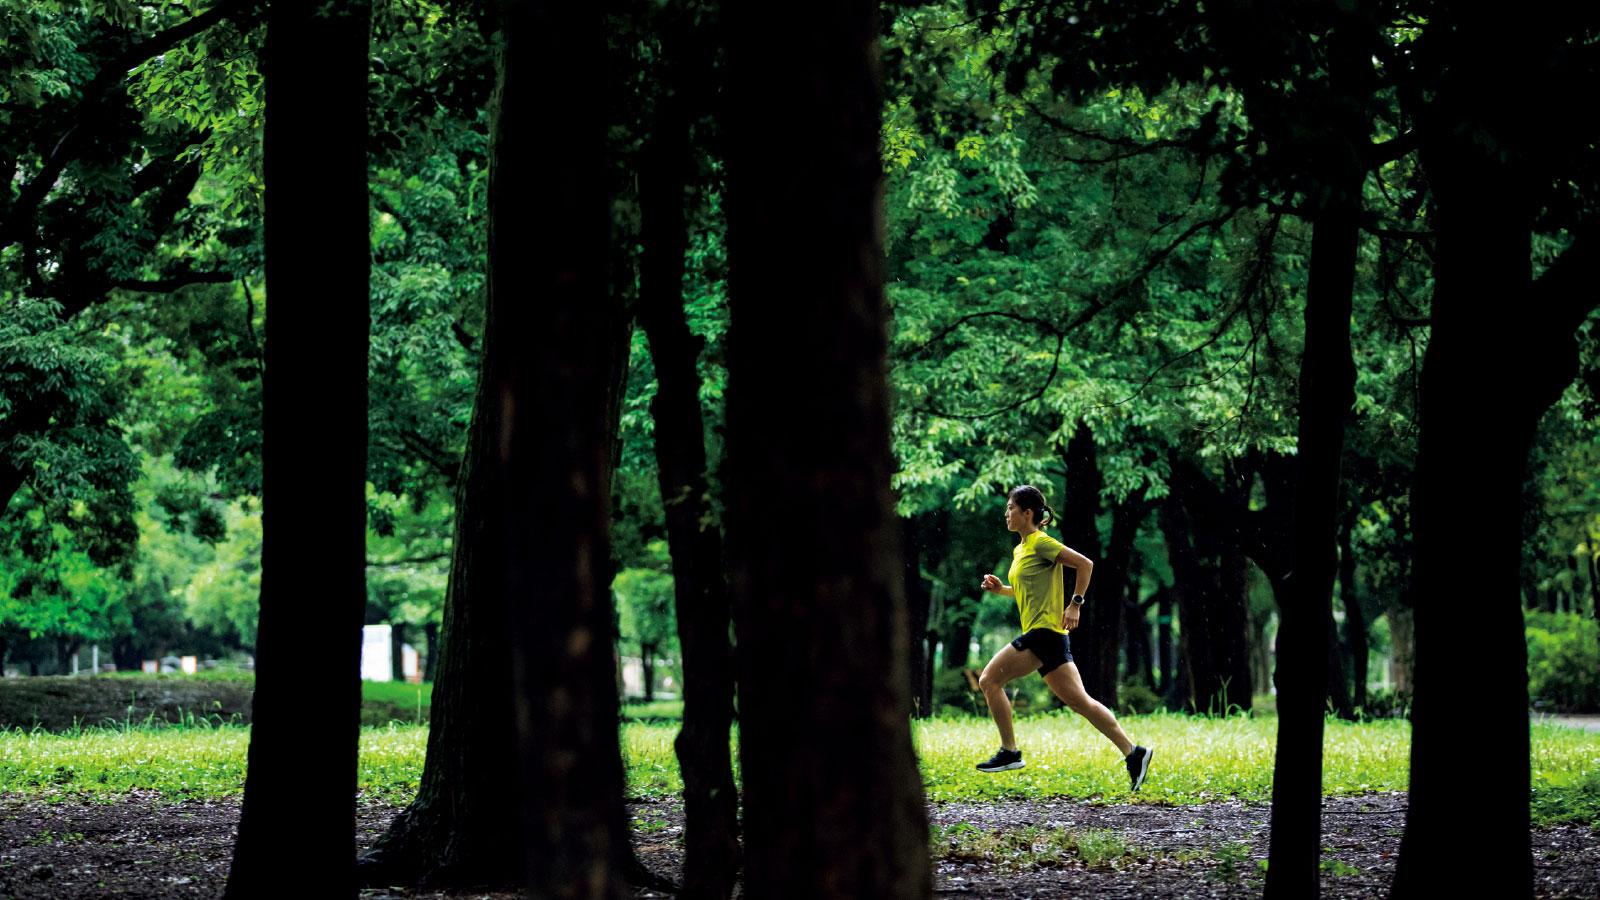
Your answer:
[1008,485,1055,528]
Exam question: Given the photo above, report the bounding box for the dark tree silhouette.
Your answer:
[720,1,932,896]
[636,9,740,896]
[360,2,660,892]
[1394,7,1600,897]
[224,1,371,896]
[1061,424,1118,708]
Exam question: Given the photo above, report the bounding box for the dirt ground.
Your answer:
[0,791,1594,898]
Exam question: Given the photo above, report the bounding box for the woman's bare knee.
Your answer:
[979,668,1007,695]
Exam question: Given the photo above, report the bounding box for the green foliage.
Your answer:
[0,298,140,569]
[613,541,677,651]
[179,500,261,649]
[0,673,431,732]
[1357,687,1412,720]
[1525,611,1600,713]
[1532,764,1600,830]
[933,822,1132,870]
[933,666,982,716]
[1116,680,1162,715]
[1208,840,1253,881]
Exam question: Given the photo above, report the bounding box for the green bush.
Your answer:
[1526,611,1600,713]
[1116,681,1162,715]
[0,674,434,731]
[933,667,983,716]
[1358,687,1411,720]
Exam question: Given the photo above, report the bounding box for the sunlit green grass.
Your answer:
[1,715,1594,826]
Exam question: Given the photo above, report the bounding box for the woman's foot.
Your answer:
[1125,745,1153,791]
[975,747,1024,773]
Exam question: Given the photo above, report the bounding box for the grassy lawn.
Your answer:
[1,713,1594,826]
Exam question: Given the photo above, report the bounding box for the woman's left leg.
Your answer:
[1043,661,1134,756]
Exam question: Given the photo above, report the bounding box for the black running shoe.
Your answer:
[1125,745,1153,792]
[975,747,1024,773]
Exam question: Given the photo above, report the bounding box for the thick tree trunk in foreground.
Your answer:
[1393,12,1592,897]
[357,314,526,887]
[225,2,370,896]
[720,1,931,896]
[359,3,648,895]
[488,4,642,896]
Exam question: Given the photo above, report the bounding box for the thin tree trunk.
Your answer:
[904,515,934,718]
[422,621,438,683]
[1161,467,1252,713]
[1156,586,1173,694]
[1387,601,1413,695]
[390,622,406,682]
[1263,118,1362,900]
[1587,547,1599,619]
[225,1,370,895]
[720,1,930,894]
[1338,511,1368,711]
[1062,424,1113,704]
[943,619,973,671]
[635,20,740,891]
[641,643,657,703]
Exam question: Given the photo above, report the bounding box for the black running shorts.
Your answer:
[1011,627,1073,675]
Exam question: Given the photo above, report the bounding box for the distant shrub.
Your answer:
[1116,681,1162,715]
[1358,687,1411,720]
[1526,611,1600,713]
[933,668,982,716]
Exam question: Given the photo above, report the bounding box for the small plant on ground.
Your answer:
[1207,840,1253,881]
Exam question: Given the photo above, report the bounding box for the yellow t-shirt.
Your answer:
[1009,529,1067,634]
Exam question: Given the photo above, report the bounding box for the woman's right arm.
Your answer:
[980,574,1014,597]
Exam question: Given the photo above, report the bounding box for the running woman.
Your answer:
[973,484,1153,792]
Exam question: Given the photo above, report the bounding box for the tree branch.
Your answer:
[0,0,259,250]
[111,270,234,292]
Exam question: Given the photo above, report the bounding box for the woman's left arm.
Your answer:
[1054,545,1094,598]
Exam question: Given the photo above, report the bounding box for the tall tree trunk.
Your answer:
[720,1,930,895]
[358,4,649,894]
[421,621,438,683]
[1263,98,1363,898]
[1124,554,1154,690]
[1250,607,1273,697]
[1326,607,1352,718]
[1338,511,1368,711]
[903,515,934,718]
[635,19,741,893]
[1387,600,1413,695]
[1161,465,1252,713]
[390,622,406,682]
[1062,424,1114,704]
[641,643,657,703]
[488,3,643,895]
[942,618,973,671]
[226,1,370,895]
[1394,12,1592,896]
[1587,547,1599,618]
[1156,585,1173,693]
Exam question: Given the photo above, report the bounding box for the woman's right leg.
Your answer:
[978,643,1041,751]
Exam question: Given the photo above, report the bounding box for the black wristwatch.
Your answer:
[1070,593,1085,606]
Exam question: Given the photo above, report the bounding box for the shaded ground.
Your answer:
[0,792,1594,898]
